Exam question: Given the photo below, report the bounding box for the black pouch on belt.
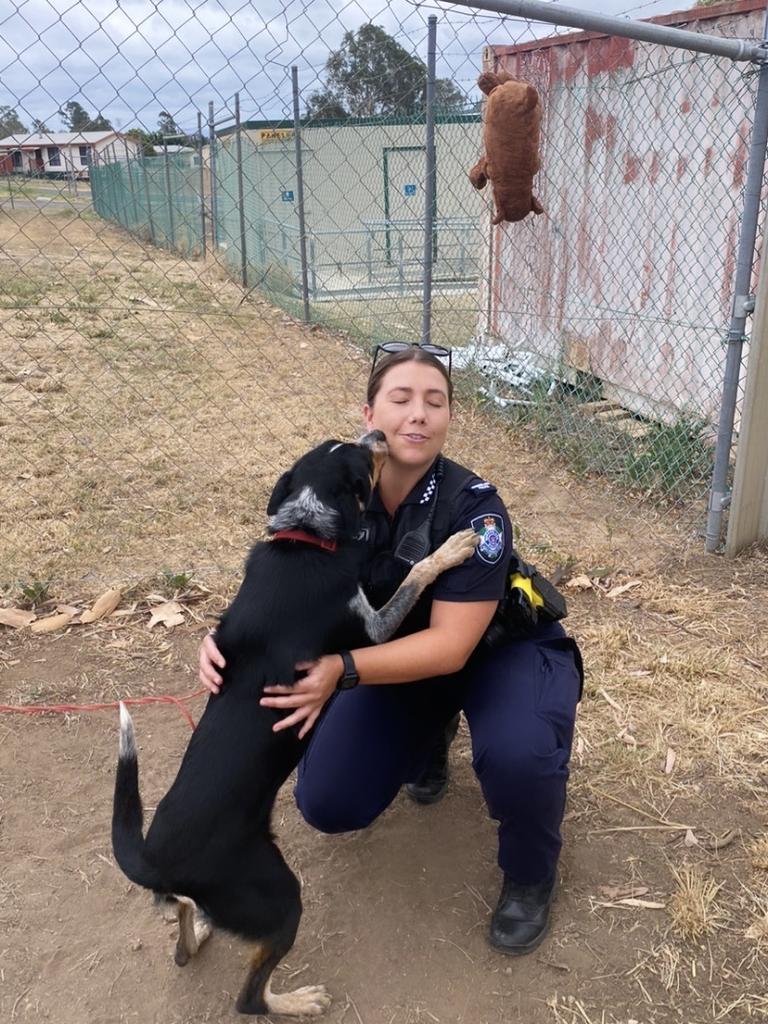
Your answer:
[483,556,567,648]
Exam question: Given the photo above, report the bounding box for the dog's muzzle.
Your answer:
[357,429,388,456]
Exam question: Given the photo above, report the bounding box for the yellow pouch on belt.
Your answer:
[510,572,544,609]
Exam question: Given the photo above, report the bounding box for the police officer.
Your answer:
[200,343,583,955]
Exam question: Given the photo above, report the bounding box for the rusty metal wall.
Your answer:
[481,1,765,427]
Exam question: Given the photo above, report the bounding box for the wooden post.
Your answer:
[725,248,768,556]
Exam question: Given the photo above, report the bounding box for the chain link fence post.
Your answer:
[422,15,437,347]
[207,101,218,251]
[234,92,248,288]
[706,15,768,551]
[291,66,311,324]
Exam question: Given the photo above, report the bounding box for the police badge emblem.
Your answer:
[471,513,505,565]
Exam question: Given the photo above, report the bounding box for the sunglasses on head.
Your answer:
[370,341,452,377]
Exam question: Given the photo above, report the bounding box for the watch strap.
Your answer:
[336,649,359,690]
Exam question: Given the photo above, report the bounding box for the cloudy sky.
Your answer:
[0,0,703,133]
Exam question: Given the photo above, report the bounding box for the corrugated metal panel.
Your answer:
[486,2,764,424]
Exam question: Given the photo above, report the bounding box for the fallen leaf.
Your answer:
[148,600,185,630]
[684,829,699,848]
[664,747,677,774]
[617,898,666,909]
[746,914,768,940]
[565,575,593,591]
[700,830,738,851]
[0,608,37,628]
[80,588,122,623]
[599,885,650,900]
[594,898,665,910]
[30,611,75,634]
[617,727,638,748]
[56,604,80,616]
[607,580,642,599]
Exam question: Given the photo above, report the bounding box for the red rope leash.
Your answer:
[0,689,208,731]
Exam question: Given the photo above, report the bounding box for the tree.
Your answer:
[32,118,50,133]
[88,113,114,131]
[305,90,348,121]
[124,128,155,156]
[434,79,467,113]
[158,111,182,138]
[59,100,113,132]
[0,105,27,137]
[59,100,90,130]
[306,24,469,119]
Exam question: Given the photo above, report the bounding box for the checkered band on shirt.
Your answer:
[419,475,437,504]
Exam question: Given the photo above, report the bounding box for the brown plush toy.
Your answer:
[469,70,544,224]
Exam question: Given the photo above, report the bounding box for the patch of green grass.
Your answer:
[84,325,116,340]
[480,382,713,506]
[16,578,51,608]
[160,569,195,593]
[0,270,49,309]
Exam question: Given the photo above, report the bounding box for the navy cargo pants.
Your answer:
[295,623,583,885]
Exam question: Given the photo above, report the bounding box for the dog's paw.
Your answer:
[266,983,331,1017]
[433,528,479,570]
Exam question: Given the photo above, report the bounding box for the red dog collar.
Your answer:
[270,529,338,552]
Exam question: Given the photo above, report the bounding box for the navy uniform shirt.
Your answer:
[362,459,512,636]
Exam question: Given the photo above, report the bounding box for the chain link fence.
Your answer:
[1,0,766,588]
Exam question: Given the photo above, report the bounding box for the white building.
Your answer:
[0,131,142,178]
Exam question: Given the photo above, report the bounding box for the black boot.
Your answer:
[405,714,460,805]
[489,873,557,955]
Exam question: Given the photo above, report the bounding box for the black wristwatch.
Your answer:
[336,650,359,690]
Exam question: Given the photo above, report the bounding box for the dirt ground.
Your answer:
[2,208,768,1024]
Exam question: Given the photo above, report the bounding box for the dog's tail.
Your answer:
[112,702,163,890]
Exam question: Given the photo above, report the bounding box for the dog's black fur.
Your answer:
[112,434,476,1016]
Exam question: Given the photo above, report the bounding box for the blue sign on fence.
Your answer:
[403,184,417,197]
[281,190,294,202]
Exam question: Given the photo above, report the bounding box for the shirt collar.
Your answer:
[369,459,440,514]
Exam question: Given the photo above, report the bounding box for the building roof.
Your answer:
[216,110,480,138]
[491,0,766,58]
[0,131,119,149]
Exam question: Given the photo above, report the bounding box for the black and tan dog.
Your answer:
[112,432,477,1016]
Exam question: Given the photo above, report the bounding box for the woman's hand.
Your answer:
[199,632,226,694]
[260,654,343,739]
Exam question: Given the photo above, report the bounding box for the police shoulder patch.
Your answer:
[470,512,505,565]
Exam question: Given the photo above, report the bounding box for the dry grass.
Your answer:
[668,864,725,941]
[750,836,768,872]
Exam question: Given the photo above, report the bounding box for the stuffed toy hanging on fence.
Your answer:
[469,70,544,224]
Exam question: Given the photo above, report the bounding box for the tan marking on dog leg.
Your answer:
[193,912,212,948]
[235,943,275,1015]
[174,896,207,966]
[407,529,479,588]
[264,973,332,1017]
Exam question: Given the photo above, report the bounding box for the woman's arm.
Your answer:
[260,598,498,736]
[349,598,498,683]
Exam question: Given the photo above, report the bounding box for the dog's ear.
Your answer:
[267,470,293,515]
[353,472,372,504]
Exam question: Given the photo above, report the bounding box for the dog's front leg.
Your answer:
[350,529,478,643]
